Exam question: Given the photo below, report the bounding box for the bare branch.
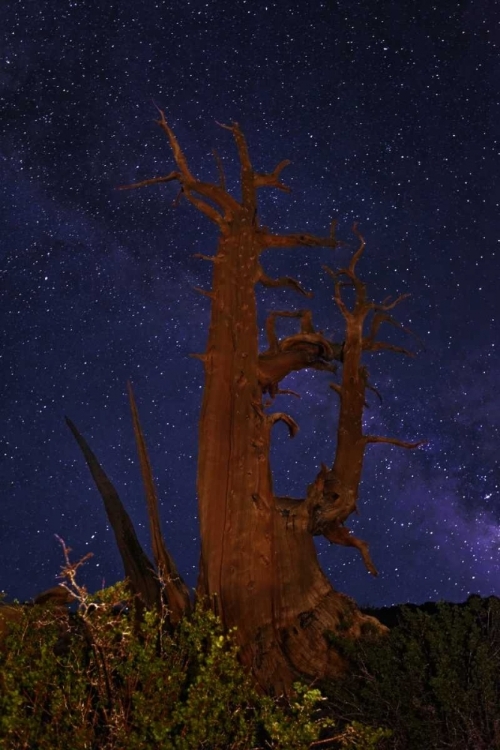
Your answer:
[193,253,217,262]
[254,159,292,193]
[268,412,299,438]
[257,265,313,297]
[275,387,301,399]
[259,309,340,398]
[329,382,342,398]
[366,381,383,403]
[260,231,340,252]
[212,149,226,191]
[374,292,411,312]
[261,309,342,362]
[117,172,180,191]
[322,264,336,282]
[330,218,345,245]
[121,110,239,228]
[172,187,183,207]
[323,523,378,576]
[215,120,233,131]
[323,225,373,319]
[118,170,229,231]
[192,286,215,300]
[230,122,253,172]
[298,309,315,333]
[364,340,415,357]
[365,311,401,345]
[365,309,425,355]
[323,264,352,319]
[364,435,427,449]
[262,309,313,354]
[264,311,280,353]
[182,189,228,231]
[349,221,366,274]
[307,230,425,580]
[191,181,240,220]
[217,120,256,209]
[279,332,337,360]
[155,107,195,180]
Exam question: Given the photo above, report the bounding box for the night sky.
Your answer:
[1,0,498,608]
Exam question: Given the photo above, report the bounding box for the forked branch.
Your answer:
[363,309,424,355]
[254,159,292,192]
[307,226,425,575]
[216,119,256,209]
[119,108,240,231]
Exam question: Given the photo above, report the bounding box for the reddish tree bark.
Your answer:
[112,113,424,692]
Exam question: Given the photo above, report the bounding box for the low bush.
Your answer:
[0,568,387,749]
[323,595,500,750]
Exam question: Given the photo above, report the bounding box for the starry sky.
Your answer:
[1,0,498,608]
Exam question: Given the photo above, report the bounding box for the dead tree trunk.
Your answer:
[66,388,191,625]
[119,113,424,693]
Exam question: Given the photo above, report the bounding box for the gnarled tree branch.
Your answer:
[117,172,180,191]
[259,230,340,253]
[258,310,342,398]
[211,149,226,191]
[322,523,378,576]
[119,109,240,230]
[306,227,424,575]
[267,412,299,438]
[216,120,257,211]
[364,340,415,357]
[254,159,292,192]
[364,435,426,449]
[257,265,313,297]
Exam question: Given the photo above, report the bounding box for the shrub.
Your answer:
[323,596,500,750]
[0,561,387,749]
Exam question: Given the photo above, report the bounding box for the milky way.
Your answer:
[1,0,498,606]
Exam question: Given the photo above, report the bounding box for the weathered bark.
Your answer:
[119,113,424,693]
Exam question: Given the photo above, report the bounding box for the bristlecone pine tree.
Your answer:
[67,112,424,694]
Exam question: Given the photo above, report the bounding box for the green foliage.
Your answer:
[0,572,386,750]
[332,722,393,750]
[323,596,500,750]
[258,682,334,750]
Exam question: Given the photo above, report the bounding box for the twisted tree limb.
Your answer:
[306,225,425,574]
[258,310,342,398]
